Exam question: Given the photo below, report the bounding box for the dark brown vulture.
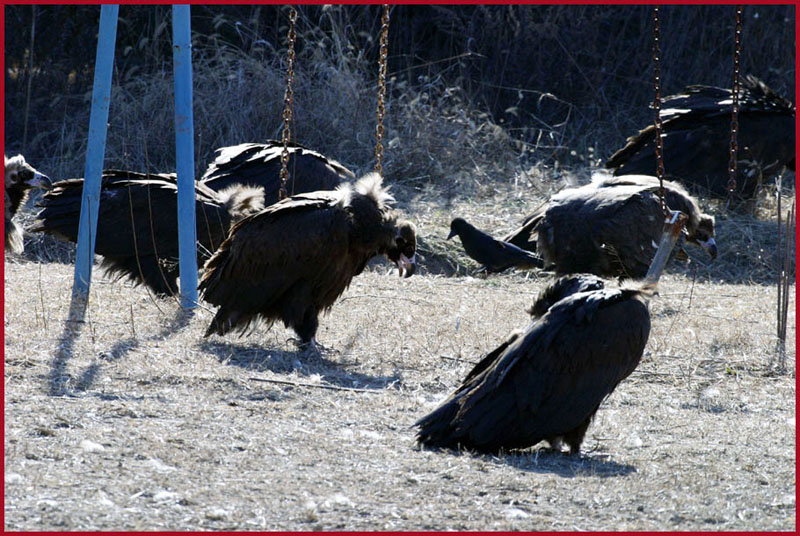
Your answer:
[502,173,717,279]
[200,141,355,205]
[199,173,418,351]
[447,217,543,273]
[606,75,795,201]
[5,154,51,254]
[30,170,263,295]
[415,274,652,455]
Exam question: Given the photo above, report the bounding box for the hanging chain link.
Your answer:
[652,6,668,217]
[279,7,298,201]
[374,5,391,177]
[725,6,743,208]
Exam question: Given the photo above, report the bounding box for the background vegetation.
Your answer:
[4,4,795,191]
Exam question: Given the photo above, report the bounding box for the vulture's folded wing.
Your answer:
[198,192,350,313]
[440,289,650,450]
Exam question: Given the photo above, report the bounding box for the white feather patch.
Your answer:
[353,172,394,208]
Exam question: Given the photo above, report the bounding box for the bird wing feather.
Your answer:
[199,192,353,315]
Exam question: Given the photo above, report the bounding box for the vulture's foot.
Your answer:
[292,337,335,358]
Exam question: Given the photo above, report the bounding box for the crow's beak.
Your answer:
[446,229,456,240]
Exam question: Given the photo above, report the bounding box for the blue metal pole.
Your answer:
[172,5,198,310]
[70,4,118,320]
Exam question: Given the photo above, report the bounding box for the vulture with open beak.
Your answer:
[502,173,716,279]
[31,170,264,295]
[5,154,51,254]
[200,141,355,203]
[605,75,795,201]
[447,217,544,273]
[415,274,652,455]
[199,173,418,351]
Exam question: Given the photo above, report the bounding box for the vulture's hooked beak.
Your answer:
[397,253,417,278]
[28,170,52,190]
[698,237,717,260]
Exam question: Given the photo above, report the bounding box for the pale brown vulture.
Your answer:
[31,170,263,295]
[502,173,717,279]
[606,75,795,201]
[5,154,51,254]
[446,217,543,273]
[415,274,652,454]
[200,141,355,204]
[199,173,418,351]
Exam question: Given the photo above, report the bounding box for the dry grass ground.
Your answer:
[4,186,796,531]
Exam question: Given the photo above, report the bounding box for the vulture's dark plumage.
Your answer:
[199,173,418,349]
[31,170,264,295]
[447,217,543,273]
[606,75,795,200]
[502,174,717,279]
[415,274,652,454]
[5,154,51,254]
[200,141,355,204]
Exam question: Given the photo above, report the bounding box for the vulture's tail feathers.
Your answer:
[415,398,464,450]
[204,308,261,337]
[99,256,178,296]
[502,210,545,251]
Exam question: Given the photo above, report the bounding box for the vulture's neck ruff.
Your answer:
[335,172,394,210]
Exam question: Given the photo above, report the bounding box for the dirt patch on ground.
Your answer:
[4,190,795,529]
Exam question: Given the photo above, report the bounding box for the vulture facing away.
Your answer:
[31,170,264,295]
[447,217,543,273]
[415,274,652,455]
[199,173,418,350]
[200,141,355,204]
[606,75,795,201]
[5,154,51,254]
[502,174,717,279]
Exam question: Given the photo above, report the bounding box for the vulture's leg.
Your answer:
[293,309,320,352]
[563,415,594,455]
[544,436,565,452]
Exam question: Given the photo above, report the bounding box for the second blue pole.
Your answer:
[172,4,198,310]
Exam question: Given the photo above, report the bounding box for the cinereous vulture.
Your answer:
[415,274,652,454]
[5,154,51,254]
[502,173,717,279]
[31,170,264,295]
[200,141,355,204]
[606,75,795,201]
[199,172,418,351]
[447,217,543,273]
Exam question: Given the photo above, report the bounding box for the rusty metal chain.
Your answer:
[279,7,298,201]
[652,6,668,217]
[725,5,743,208]
[374,5,390,177]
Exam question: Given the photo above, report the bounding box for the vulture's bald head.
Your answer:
[685,214,717,259]
[5,154,51,191]
[386,220,417,277]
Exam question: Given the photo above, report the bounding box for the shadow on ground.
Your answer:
[200,339,401,390]
[495,449,637,478]
[48,306,193,396]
